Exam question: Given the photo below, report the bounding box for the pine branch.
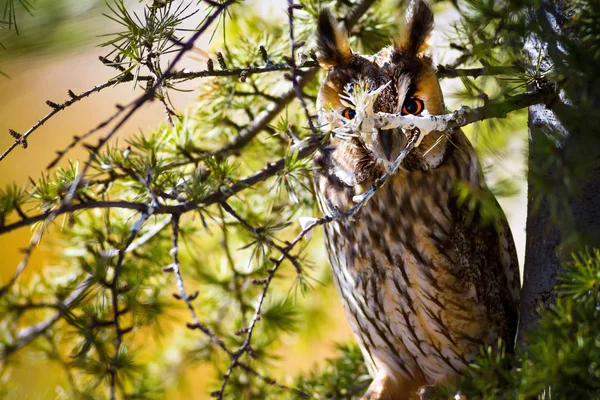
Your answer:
[0,74,151,164]
[334,83,556,139]
[169,60,319,81]
[109,212,150,400]
[286,0,316,134]
[1,0,237,300]
[2,278,93,359]
[0,86,554,242]
[1,56,498,168]
[437,64,521,79]
[171,212,307,398]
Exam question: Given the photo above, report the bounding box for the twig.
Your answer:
[109,212,150,400]
[0,75,150,164]
[2,0,236,300]
[47,104,130,169]
[99,215,172,258]
[0,85,554,242]
[333,85,556,142]
[167,215,205,341]
[220,201,305,274]
[169,60,319,81]
[437,64,520,79]
[208,69,319,160]
[169,214,305,397]
[286,0,316,133]
[0,141,320,238]
[2,277,92,359]
[212,200,321,399]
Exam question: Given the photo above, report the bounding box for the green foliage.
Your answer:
[0,0,105,57]
[0,0,598,399]
[101,0,197,85]
[291,343,371,400]
[1,0,35,33]
[569,0,600,62]
[0,0,382,397]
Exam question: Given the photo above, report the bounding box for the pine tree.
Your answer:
[0,0,598,399]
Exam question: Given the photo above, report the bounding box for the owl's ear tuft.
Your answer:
[316,9,352,68]
[395,0,434,56]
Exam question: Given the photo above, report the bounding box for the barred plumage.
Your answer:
[313,2,520,399]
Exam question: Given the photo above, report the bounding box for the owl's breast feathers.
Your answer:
[314,130,520,383]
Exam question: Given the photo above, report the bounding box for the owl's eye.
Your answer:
[401,98,424,115]
[342,108,356,119]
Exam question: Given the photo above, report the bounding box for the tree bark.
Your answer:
[519,1,600,338]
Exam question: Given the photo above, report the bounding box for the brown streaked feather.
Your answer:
[448,188,521,347]
[394,0,435,56]
[316,9,352,67]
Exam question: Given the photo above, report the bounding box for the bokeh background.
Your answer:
[0,1,526,398]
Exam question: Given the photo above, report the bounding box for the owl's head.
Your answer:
[316,0,447,177]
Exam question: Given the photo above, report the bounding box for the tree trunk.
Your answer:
[519,1,600,339]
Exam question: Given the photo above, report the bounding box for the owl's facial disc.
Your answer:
[345,74,414,165]
[316,3,447,174]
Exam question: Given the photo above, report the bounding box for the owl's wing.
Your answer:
[448,189,521,347]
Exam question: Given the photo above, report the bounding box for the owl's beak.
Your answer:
[380,129,394,161]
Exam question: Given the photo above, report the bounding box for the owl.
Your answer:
[312,1,520,399]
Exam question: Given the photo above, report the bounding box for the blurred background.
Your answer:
[0,1,527,398]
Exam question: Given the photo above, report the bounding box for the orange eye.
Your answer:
[401,98,424,115]
[342,108,356,119]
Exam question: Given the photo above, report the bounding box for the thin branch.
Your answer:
[170,214,305,397]
[333,85,556,140]
[100,215,172,258]
[167,214,207,346]
[1,0,237,299]
[208,69,319,160]
[169,60,318,82]
[2,277,92,358]
[0,141,320,237]
[0,75,150,164]
[109,212,150,400]
[437,64,520,79]
[286,0,316,134]
[213,199,333,397]
[47,101,130,169]
[220,202,305,273]
[0,86,554,242]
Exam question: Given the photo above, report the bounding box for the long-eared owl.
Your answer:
[312,1,521,399]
